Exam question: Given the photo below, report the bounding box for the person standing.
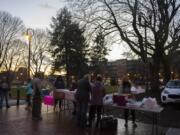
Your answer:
[88,76,105,128]
[75,74,91,128]
[25,78,33,110]
[70,76,78,115]
[32,74,42,120]
[122,76,137,128]
[54,75,65,110]
[0,76,10,109]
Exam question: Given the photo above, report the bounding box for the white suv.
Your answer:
[161,80,180,103]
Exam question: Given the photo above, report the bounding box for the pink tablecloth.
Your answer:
[55,89,76,101]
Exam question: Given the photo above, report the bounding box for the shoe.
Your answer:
[124,123,128,128]
[6,105,10,108]
[133,123,137,128]
[32,117,43,120]
[25,107,31,111]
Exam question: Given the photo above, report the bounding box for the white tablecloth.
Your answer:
[55,89,76,101]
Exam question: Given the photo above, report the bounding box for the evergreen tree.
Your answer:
[90,29,109,74]
[50,7,89,86]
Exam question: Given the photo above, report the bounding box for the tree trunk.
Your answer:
[66,65,70,88]
[162,55,171,83]
[65,43,70,88]
[149,55,161,96]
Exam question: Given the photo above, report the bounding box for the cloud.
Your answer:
[39,3,56,10]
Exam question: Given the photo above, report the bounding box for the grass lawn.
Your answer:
[10,86,26,99]
[105,85,119,94]
[9,85,119,100]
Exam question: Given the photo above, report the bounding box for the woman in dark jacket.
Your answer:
[0,77,10,109]
[122,76,137,128]
[75,74,91,128]
[88,76,105,128]
[70,76,78,115]
[54,75,65,110]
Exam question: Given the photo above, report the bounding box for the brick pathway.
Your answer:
[0,105,167,135]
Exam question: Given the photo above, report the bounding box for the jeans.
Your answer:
[72,102,76,114]
[26,94,32,107]
[0,91,9,107]
[54,98,62,109]
[88,105,103,127]
[124,109,136,124]
[32,95,42,118]
[76,101,88,128]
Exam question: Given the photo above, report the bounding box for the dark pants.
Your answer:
[32,95,42,119]
[0,91,9,107]
[72,102,76,114]
[26,94,32,107]
[88,105,103,127]
[54,98,62,109]
[124,109,136,124]
[76,101,88,128]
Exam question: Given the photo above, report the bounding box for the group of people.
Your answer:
[74,74,137,129]
[75,74,105,128]
[19,74,43,120]
[52,74,105,128]
[0,73,137,129]
[0,74,43,121]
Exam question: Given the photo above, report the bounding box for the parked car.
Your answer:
[161,80,180,104]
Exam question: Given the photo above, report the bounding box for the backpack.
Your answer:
[100,116,118,130]
[1,82,9,91]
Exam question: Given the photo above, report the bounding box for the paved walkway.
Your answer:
[2,99,26,106]
[0,105,167,135]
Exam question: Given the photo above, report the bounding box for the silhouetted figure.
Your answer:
[54,75,65,110]
[70,76,78,115]
[88,76,105,128]
[25,78,33,110]
[32,74,42,120]
[122,76,137,128]
[75,74,91,128]
[0,76,10,109]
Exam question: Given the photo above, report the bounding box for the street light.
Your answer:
[24,28,33,79]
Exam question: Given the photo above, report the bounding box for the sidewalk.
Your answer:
[0,105,168,135]
[2,99,26,107]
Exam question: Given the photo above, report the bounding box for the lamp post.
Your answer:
[25,28,33,79]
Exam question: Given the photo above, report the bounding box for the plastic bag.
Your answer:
[142,97,158,109]
[103,94,113,105]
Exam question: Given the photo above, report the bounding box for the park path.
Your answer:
[0,104,167,135]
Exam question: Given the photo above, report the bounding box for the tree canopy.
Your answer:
[69,0,180,90]
[90,28,109,74]
[0,11,24,68]
[50,7,89,85]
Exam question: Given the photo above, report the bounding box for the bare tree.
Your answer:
[68,0,180,91]
[0,11,24,68]
[3,39,26,72]
[1,39,26,84]
[28,29,51,75]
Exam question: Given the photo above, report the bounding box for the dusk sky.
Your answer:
[0,0,124,60]
[0,0,65,28]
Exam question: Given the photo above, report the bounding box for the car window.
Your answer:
[166,81,180,88]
